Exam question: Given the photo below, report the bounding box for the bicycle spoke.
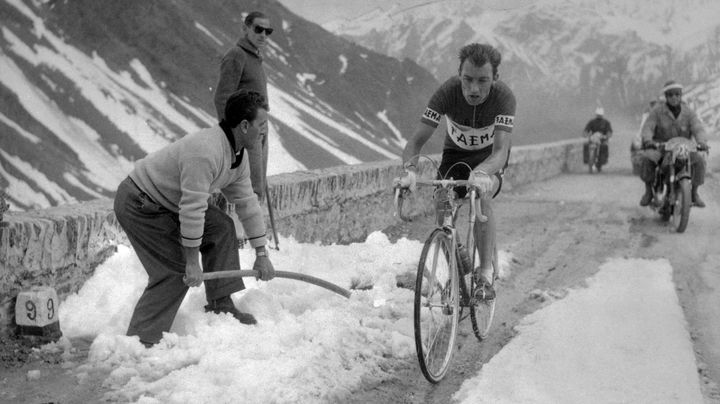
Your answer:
[414,229,459,383]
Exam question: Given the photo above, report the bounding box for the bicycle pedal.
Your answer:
[474,283,496,301]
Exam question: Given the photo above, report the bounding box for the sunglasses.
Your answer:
[665,90,682,98]
[252,25,274,36]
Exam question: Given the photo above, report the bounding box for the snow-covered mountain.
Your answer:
[0,0,440,210]
[326,0,720,138]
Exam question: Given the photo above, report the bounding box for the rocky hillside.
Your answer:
[0,0,440,209]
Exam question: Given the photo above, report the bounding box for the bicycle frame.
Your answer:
[394,178,497,382]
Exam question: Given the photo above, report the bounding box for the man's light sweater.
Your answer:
[129,126,266,248]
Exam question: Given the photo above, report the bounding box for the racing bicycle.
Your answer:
[394,173,498,383]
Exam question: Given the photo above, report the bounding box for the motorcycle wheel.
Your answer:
[659,196,672,221]
[672,178,691,233]
[588,145,597,173]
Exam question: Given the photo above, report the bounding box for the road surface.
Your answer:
[356,130,720,403]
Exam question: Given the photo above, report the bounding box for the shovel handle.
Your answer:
[201,270,351,299]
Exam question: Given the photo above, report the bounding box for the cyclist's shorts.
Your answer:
[437,148,506,199]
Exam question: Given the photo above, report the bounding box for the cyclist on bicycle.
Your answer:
[396,43,516,300]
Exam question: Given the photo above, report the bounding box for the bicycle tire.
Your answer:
[414,228,460,383]
[672,178,691,233]
[469,243,497,341]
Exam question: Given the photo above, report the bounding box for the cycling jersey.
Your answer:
[420,77,516,198]
[421,77,516,157]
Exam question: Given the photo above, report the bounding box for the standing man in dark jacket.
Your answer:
[583,107,613,172]
[214,11,272,203]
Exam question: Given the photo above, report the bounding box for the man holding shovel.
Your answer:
[114,89,275,347]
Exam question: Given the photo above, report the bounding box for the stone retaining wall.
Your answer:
[0,139,584,333]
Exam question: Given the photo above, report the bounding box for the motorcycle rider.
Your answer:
[637,80,709,207]
[583,107,613,171]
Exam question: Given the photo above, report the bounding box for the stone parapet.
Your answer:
[0,139,584,333]
[0,199,125,332]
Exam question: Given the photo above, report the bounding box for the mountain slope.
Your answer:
[0,0,440,209]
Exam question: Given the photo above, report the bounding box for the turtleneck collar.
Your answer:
[238,37,261,59]
[219,120,244,169]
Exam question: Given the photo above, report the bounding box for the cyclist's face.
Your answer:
[460,61,495,106]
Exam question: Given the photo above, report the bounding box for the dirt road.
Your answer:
[1,130,718,403]
[350,131,720,404]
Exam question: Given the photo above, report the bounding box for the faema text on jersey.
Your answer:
[446,119,495,150]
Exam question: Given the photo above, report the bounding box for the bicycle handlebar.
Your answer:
[393,178,488,223]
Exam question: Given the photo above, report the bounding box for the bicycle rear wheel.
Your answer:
[414,228,460,383]
[469,243,497,341]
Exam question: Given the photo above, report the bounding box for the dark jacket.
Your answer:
[584,117,613,136]
[213,37,269,200]
[640,102,707,144]
[214,37,268,119]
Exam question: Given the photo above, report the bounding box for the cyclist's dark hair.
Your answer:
[224,89,267,128]
[458,43,502,77]
[245,11,268,26]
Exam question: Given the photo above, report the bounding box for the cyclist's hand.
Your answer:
[469,171,494,197]
[394,170,417,193]
[253,254,275,281]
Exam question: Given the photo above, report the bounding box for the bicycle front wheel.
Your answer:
[414,228,460,383]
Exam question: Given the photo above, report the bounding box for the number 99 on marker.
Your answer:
[15,286,59,328]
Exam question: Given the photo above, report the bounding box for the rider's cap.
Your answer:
[595,107,604,116]
[662,80,683,93]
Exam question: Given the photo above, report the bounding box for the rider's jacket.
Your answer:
[420,77,516,160]
[584,117,613,136]
[641,101,707,145]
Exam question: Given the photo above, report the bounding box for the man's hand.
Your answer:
[253,252,275,281]
[469,170,494,197]
[394,170,417,193]
[183,260,203,287]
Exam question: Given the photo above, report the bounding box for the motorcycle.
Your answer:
[584,132,606,173]
[646,137,703,233]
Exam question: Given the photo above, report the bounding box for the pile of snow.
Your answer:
[59,232,509,403]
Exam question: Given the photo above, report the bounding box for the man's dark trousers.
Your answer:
[114,177,244,344]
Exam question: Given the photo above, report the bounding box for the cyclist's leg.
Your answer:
[473,174,501,282]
